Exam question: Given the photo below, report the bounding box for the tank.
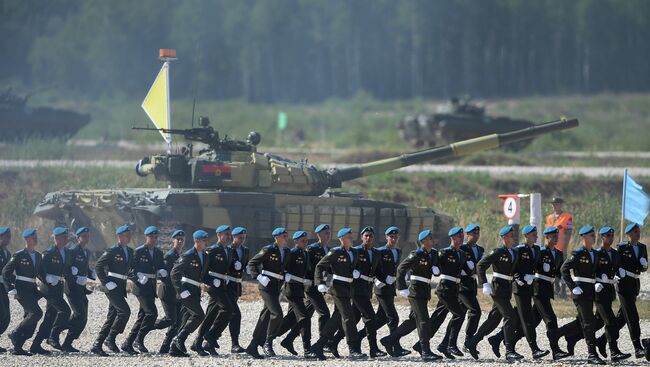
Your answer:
[398,97,535,148]
[33,116,578,253]
[0,87,91,141]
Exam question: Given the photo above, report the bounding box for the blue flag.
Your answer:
[623,169,650,225]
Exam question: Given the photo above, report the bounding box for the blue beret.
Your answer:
[193,230,209,239]
[625,223,639,234]
[521,224,537,235]
[314,224,330,233]
[22,228,36,238]
[360,226,375,234]
[578,226,594,236]
[0,227,10,236]
[337,227,352,238]
[75,227,89,236]
[53,227,68,236]
[543,226,559,235]
[272,227,287,237]
[232,227,246,235]
[448,226,463,237]
[215,225,231,234]
[115,225,130,235]
[499,225,514,237]
[144,226,159,235]
[598,226,614,235]
[171,229,185,238]
[465,223,480,233]
[385,226,400,235]
[418,229,432,242]
[292,231,307,240]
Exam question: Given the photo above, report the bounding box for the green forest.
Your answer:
[3,0,650,102]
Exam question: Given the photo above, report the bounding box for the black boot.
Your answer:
[633,339,644,359]
[347,343,367,360]
[169,331,190,357]
[565,334,578,356]
[465,336,480,360]
[308,340,327,361]
[393,339,411,357]
[104,332,121,353]
[245,342,264,359]
[10,332,32,356]
[190,335,207,355]
[610,342,631,361]
[436,343,455,359]
[231,343,245,353]
[263,337,276,357]
[595,335,607,358]
[379,335,397,357]
[29,337,51,355]
[368,337,387,358]
[90,335,108,357]
[420,342,443,361]
[133,332,149,354]
[61,334,80,353]
[505,349,524,362]
[203,334,220,356]
[280,335,297,356]
[46,329,63,350]
[159,334,173,354]
[588,345,606,365]
[531,347,550,360]
[487,334,501,358]
[642,339,650,361]
[120,333,138,355]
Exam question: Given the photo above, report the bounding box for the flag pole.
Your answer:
[164,61,171,154]
[621,168,627,240]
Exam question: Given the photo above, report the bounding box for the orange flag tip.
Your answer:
[159,49,177,60]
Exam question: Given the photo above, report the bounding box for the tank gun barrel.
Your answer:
[329,117,578,185]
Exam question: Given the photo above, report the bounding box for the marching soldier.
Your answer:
[0,227,12,353]
[226,226,249,353]
[123,226,166,354]
[245,227,289,359]
[439,223,484,356]
[465,225,524,362]
[2,228,43,356]
[309,227,367,360]
[381,229,441,361]
[194,225,234,356]
[33,227,72,353]
[560,225,605,365]
[91,225,134,356]
[62,227,95,352]
[169,230,209,357]
[156,229,185,354]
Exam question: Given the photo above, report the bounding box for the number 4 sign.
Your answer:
[499,194,521,224]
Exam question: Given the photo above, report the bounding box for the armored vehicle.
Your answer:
[34,116,578,253]
[398,97,535,148]
[0,88,91,141]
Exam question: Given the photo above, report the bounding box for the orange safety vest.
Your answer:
[545,212,574,251]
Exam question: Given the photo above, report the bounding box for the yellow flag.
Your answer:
[142,63,171,143]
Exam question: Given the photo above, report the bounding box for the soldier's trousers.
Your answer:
[35,293,71,341]
[126,295,158,340]
[98,291,130,339]
[514,293,538,349]
[395,290,464,344]
[561,298,619,347]
[228,293,242,344]
[332,296,378,346]
[359,294,398,340]
[473,295,518,351]
[496,295,562,350]
[573,298,596,349]
[276,295,311,346]
[285,289,330,340]
[66,293,88,340]
[155,295,180,338]
[14,294,43,340]
[199,290,234,342]
[0,289,9,336]
[617,292,641,346]
[316,296,359,348]
[441,290,481,347]
[397,297,431,344]
[178,296,205,334]
[249,289,283,345]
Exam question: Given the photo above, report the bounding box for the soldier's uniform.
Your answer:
[92,226,134,355]
[372,227,402,343]
[169,233,208,357]
[226,227,249,352]
[62,227,95,352]
[2,228,43,355]
[155,230,184,354]
[0,227,12,353]
[33,230,72,352]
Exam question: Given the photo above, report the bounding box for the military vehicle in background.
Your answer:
[33,116,579,253]
[0,87,91,141]
[398,96,535,148]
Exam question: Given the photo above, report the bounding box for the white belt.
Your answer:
[359,274,374,282]
[141,273,156,279]
[227,276,242,283]
[285,274,312,286]
[15,275,36,283]
[208,271,229,280]
[261,270,283,280]
[47,273,63,282]
[439,274,460,283]
[492,272,513,281]
[108,271,128,280]
[535,273,555,282]
[597,277,616,285]
[410,275,432,283]
[573,276,596,284]
[625,270,640,279]
[181,277,202,287]
[332,274,353,283]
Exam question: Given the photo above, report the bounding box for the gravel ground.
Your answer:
[0,290,648,366]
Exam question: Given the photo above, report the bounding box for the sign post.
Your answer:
[499,193,542,244]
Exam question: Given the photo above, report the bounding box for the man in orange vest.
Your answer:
[545,197,573,298]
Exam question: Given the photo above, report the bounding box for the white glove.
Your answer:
[640,258,648,267]
[45,274,59,286]
[137,272,148,285]
[158,269,168,278]
[515,279,525,286]
[595,283,604,293]
[213,278,221,288]
[482,282,493,296]
[106,281,117,290]
[90,269,97,279]
[460,269,468,276]
[257,274,270,287]
[352,269,361,279]
[71,266,78,275]
[613,275,621,284]
[8,289,17,298]
[284,273,291,282]
[385,275,396,285]
[431,266,441,276]
[466,260,475,270]
[234,261,242,271]
[601,274,609,282]
[398,289,409,297]
[374,278,386,288]
[572,286,583,295]
[524,274,534,285]
[543,263,550,272]
[180,290,191,299]
[76,276,88,286]
[317,284,329,293]
[618,268,626,278]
